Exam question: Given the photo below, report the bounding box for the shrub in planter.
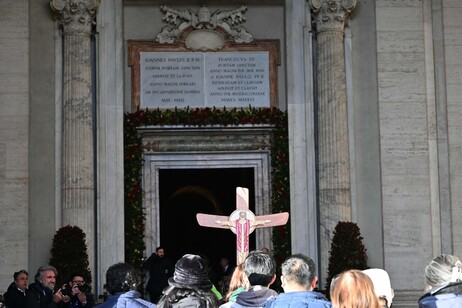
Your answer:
[325,221,368,297]
[49,225,92,287]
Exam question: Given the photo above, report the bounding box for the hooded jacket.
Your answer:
[263,291,331,308]
[230,286,277,308]
[418,281,462,308]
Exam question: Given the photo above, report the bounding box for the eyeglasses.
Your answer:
[72,280,84,284]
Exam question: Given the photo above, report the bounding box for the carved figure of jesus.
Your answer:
[217,210,271,262]
[196,187,289,264]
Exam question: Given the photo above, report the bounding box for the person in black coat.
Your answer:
[142,246,174,304]
[26,265,69,308]
[217,257,235,295]
[4,270,29,308]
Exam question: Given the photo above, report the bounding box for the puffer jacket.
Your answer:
[263,291,331,308]
[418,281,462,308]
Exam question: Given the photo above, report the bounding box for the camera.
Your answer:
[61,285,73,297]
[78,284,91,294]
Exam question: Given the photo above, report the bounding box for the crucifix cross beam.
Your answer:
[196,187,289,264]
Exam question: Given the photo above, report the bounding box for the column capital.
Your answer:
[50,0,100,34]
[309,0,356,33]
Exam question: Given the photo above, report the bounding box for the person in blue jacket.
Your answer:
[263,254,331,308]
[97,263,155,308]
[418,254,462,308]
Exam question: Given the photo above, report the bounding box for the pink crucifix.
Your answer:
[196,187,289,264]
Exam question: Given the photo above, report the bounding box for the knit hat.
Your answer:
[362,268,394,307]
[168,254,212,290]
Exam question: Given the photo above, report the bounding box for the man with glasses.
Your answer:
[4,269,29,308]
[62,274,93,308]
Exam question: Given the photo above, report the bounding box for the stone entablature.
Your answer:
[138,124,274,153]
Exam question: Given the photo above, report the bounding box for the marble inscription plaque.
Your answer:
[140,51,270,109]
[205,52,269,107]
[141,52,204,108]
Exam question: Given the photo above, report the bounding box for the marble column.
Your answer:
[309,0,356,280]
[95,0,126,296]
[285,0,320,280]
[50,0,100,276]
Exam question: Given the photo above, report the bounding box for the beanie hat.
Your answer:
[168,254,212,290]
[363,268,394,307]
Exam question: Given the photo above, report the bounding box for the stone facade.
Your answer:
[1,1,462,307]
[0,0,29,288]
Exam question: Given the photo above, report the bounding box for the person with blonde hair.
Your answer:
[220,264,249,308]
[329,269,380,308]
[418,254,462,307]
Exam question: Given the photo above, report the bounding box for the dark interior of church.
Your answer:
[159,167,255,273]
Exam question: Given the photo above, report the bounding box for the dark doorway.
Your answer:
[159,168,255,271]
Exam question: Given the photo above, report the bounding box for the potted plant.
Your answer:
[49,225,92,287]
[325,221,368,297]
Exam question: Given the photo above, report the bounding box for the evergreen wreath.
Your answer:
[124,107,291,270]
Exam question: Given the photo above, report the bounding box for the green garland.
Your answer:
[124,107,291,269]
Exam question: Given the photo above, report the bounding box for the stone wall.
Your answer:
[28,0,58,284]
[373,0,462,305]
[445,0,462,257]
[376,0,432,292]
[0,0,29,293]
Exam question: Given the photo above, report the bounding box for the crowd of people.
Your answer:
[2,249,462,308]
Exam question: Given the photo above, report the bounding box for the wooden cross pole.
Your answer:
[196,187,289,264]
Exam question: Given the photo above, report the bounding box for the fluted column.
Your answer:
[50,0,100,275]
[309,0,356,280]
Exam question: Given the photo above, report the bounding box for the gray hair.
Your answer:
[281,254,316,288]
[425,254,462,290]
[37,265,58,279]
[244,250,276,286]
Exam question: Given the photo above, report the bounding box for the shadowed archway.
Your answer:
[159,168,255,271]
